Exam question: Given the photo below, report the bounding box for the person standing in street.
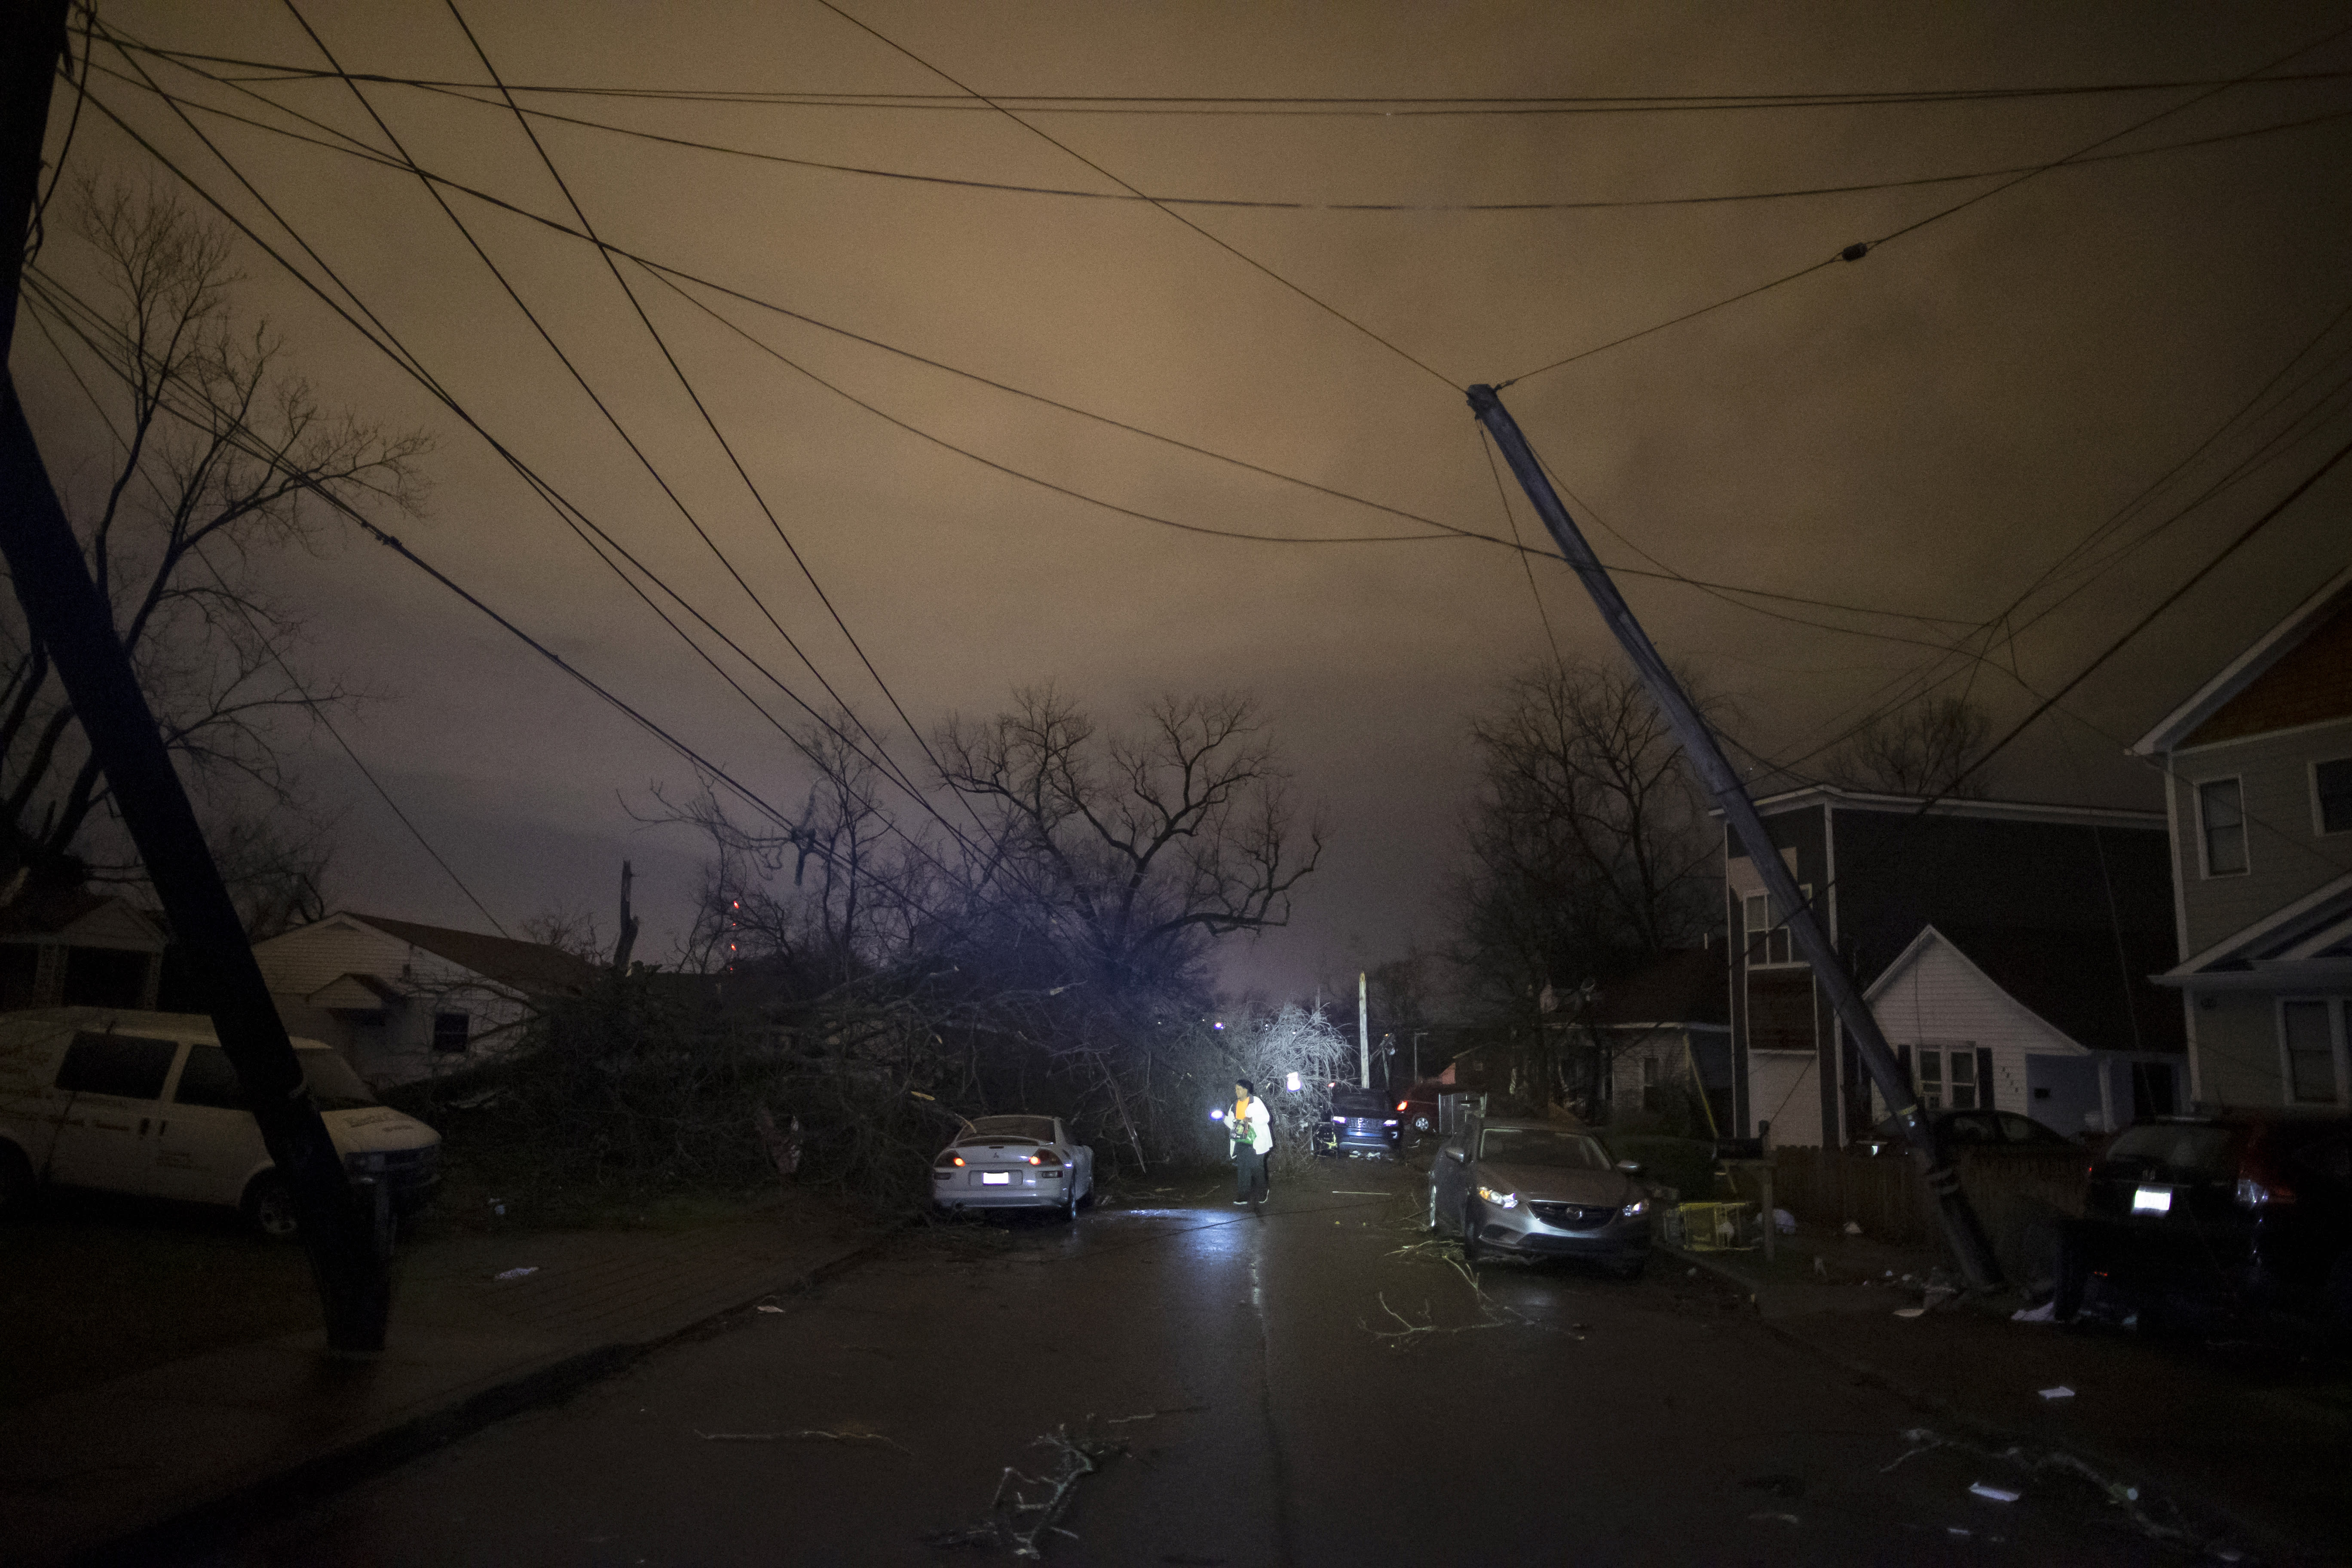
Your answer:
[1231,1078,1273,1206]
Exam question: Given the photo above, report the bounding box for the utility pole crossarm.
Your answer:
[1466,384,2000,1289]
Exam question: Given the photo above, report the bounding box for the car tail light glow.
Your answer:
[1028,1152,1047,1166]
[1396,1101,1407,1112]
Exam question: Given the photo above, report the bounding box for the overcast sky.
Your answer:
[18,1,2352,997]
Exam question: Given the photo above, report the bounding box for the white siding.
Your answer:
[252,917,532,1087]
[1867,936,2079,1119]
[1750,1051,1822,1147]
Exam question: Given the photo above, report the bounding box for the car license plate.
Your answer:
[2132,1185,2171,1215]
[981,1172,1011,1185]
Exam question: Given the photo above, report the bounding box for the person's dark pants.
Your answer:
[1235,1146,1269,1203]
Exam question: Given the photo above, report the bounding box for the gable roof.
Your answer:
[1737,783,2161,831]
[2133,561,2352,756]
[0,889,168,949]
[341,913,602,997]
[2159,869,2352,980]
[1866,922,2185,1056]
[1588,945,1729,1029]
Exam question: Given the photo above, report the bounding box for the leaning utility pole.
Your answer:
[1469,385,2001,1289]
[1,0,390,1348]
[1357,971,1370,1089]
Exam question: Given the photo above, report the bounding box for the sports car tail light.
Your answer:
[946,1155,965,1167]
[1028,1152,1047,1166]
[1396,1101,1407,1112]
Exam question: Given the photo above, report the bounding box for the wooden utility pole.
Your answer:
[612,859,639,971]
[1469,384,2002,1289]
[1357,971,1369,1088]
[1,0,390,1349]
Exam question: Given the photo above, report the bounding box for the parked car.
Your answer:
[1396,1081,1445,1138]
[1318,1084,1402,1158]
[931,1114,1095,1219]
[1855,1108,2077,1158]
[0,1008,441,1237]
[2056,1110,2351,1329]
[1427,1116,1654,1278]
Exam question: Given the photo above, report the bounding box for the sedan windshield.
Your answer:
[1476,1127,1610,1170]
[2106,1124,2236,1176]
[966,1115,1056,1144]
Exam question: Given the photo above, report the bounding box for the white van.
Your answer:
[0,1008,441,1237]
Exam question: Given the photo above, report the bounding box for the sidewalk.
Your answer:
[1668,1235,2352,1562]
[0,1196,886,1568]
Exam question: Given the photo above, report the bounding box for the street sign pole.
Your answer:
[1468,384,2001,1289]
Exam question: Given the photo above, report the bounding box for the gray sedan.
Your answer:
[1428,1118,1654,1278]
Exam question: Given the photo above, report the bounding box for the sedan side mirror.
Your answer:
[1616,1160,1645,1176]
[1444,1144,1466,1163]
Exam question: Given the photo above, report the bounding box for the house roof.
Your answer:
[2132,561,2352,756]
[1871,922,2186,1056]
[1589,945,1729,1029]
[2157,869,2352,982]
[0,889,168,948]
[343,913,602,997]
[1730,783,2161,830]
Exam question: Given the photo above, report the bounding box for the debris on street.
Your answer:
[1970,1482,2021,1503]
[2012,1301,2058,1323]
[696,1426,912,1455]
[928,1421,1127,1561]
[493,1266,538,1281]
[2038,1385,2075,1400]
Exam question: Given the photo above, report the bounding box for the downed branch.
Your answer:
[928,1421,1127,1561]
[1104,1403,1210,1426]
[696,1426,912,1455]
[1877,1427,2223,1551]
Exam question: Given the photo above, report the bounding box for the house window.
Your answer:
[432,1012,472,1054]
[1743,884,1812,966]
[2316,758,2352,836]
[1908,1044,1987,1111]
[2280,1000,2342,1106]
[2197,778,2248,876]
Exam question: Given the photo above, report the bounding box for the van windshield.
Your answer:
[301,1049,378,1111]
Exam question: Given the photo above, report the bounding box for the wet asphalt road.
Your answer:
[205,1157,2186,1567]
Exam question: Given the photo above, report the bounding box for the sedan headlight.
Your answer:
[1621,1197,1649,1219]
[1474,1185,1519,1210]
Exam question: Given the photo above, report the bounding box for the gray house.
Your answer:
[2132,563,2352,1110]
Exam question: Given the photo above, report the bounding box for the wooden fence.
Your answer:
[1759,1145,2091,1279]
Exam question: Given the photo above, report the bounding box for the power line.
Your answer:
[1498,20,2352,389]
[265,0,947,831]
[88,39,2352,115]
[805,0,1461,394]
[63,59,975,867]
[83,44,2015,643]
[153,46,2352,215]
[439,0,974,839]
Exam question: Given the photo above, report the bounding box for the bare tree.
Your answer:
[1452,656,1718,1107]
[936,688,1323,995]
[1824,694,1996,799]
[4,180,429,915]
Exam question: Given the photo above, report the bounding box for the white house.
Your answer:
[252,913,601,1087]
[0,889,168,1011]
[1864,924,2187,1136]
[2132,560,2352,1110]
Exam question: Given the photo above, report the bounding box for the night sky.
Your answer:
[20,1,2352,995]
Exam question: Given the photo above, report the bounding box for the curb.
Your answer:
[65,1231,895,1568]
[1661,1245,2307,1563]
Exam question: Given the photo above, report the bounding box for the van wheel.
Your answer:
[244,1173,301,1241]
[0,1142,35,1218]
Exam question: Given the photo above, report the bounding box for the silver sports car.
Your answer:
[931,1114,1096,1218]
[1428,1117,1653,1278]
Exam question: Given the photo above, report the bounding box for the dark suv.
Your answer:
[1319,1086,1402,1159]
[2057,1110,2351,1329]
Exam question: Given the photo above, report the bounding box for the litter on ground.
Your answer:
[1893,1306,1927,1319]
[493,1266,538,1281]
[2039,1385,2075,1400]
[1969,1483,2021,1503]
[2012,1301,2058,1323]
[1773,1208,1796,1234]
